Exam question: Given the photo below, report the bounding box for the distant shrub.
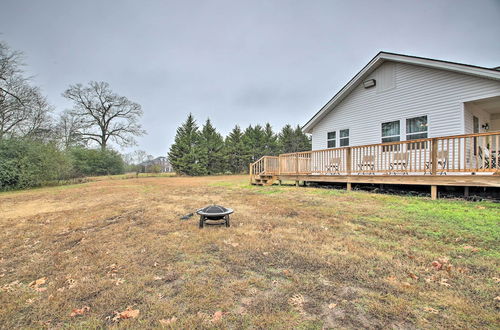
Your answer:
[69,147,125,176]
[0,138,73,190]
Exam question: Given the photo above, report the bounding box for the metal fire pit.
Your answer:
[197,205,233,228]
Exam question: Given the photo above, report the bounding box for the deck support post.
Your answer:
[347,182,352,191]
[464,186,469,197]
[278,180,282,186]
[431,185,438,200]
[302,181,307,187]
[295,180,299,187]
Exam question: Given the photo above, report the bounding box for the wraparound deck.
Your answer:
[250,131,500,199]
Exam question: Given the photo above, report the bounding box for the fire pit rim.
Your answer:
[196,205,234,217]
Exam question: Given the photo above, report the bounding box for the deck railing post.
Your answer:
[263,157,267,174]
[249,162,253,184]
[346,147,352,175]
[278,155,282,176]
[295,153,299,174]
[431,138,438,175]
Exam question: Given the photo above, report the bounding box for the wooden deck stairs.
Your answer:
[252,174,278,186]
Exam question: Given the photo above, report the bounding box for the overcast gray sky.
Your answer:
[1,0,499,156]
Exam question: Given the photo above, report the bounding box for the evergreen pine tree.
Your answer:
[199,118,224,175]
[262,123,279,156]
[278,124,311,153]
[293,125,312,152]
[278,124,295,153]
[224,125,248,174]
[243,124,266,162]
[167,114,205,175]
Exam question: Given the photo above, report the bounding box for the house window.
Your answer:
[339,129,349,147]
[406,116,428,140]
[327,131,336,148]
[382,120,400,151]
[406,115,428,149]
[382,121,400,143]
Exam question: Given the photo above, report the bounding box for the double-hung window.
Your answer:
[382,120,400,143]
[327,131,336,148]
[406,115,428,149]
[339,129,349,147]
[382,120,400,151]
[406,116,428,140]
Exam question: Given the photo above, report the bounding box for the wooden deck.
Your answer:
[250,132,500,199]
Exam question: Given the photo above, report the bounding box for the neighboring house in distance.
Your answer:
[303,52,500,150]
[139,156,173,173]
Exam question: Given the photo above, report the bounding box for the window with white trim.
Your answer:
[339,129,349,147]
[327,131,336,148]
[381,120,400,143]
[406,115,428,140]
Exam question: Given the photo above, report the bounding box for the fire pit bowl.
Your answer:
[197,205,233,228]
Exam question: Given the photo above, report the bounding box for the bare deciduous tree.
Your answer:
[0,41,54,139]
[56,110,85,148]
[63,81,145,150]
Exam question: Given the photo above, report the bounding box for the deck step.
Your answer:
[251,174,277,186]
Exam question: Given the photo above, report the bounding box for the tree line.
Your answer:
[168,114,311,175]
[0,40,144,190]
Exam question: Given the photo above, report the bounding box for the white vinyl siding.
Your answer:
[311,62,500,150]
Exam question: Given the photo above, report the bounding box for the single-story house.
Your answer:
[303,52,500,150]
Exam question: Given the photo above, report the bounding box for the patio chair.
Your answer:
[479,146,497,169]
[424,150,449,175]
[389,152,409,175]
[325,157,342,175]
[357,155,376,175]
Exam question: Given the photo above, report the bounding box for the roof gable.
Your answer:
[303,52,500,133]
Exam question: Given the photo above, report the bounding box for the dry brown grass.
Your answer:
[0,175,498,329]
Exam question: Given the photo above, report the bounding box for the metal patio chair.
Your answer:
[424,150,449,175]
[389,152,409,175]
[325,157,342,175]
[357,155,376,175]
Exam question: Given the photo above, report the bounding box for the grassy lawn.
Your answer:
[0,175,499,328]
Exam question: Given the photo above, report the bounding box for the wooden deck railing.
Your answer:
[250,131,500,177]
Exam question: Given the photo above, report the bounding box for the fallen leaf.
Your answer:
[70,306,90,317]
[159,317,177,325]
[211,311,223,323]
[431,261,442,270]
[29,277,46,288]
[408,273,419,280]
[439,278,451,287]
[112,307,140,321]
[463,246,480,252]
[114,278,125,286]
[494,296,500,301]
[423,307,439,314]
[328,303,337,309]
